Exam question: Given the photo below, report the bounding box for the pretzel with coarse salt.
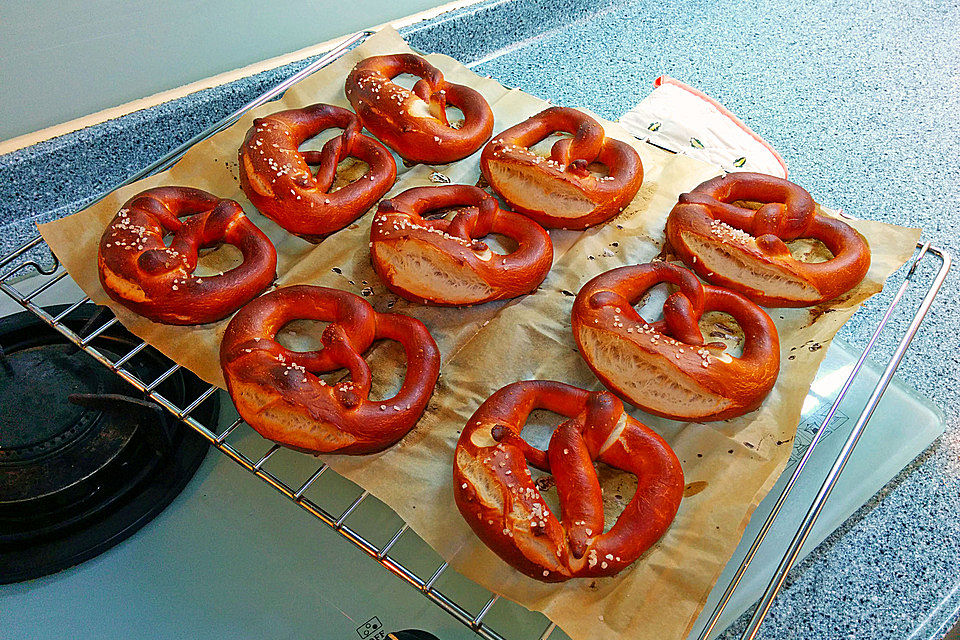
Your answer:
[370,185,553,306]
[572,261,780,421]
[220,285,440,455]
[454,380,683,582]
[665,172,870,307]
[98,186,276,325]
[239,103,396,242]
[480,106,644,229]
[345,53,494,164]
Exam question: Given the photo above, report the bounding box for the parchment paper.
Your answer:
[38,27,920,640]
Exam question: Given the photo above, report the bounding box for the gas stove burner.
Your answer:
[0,304,218,583]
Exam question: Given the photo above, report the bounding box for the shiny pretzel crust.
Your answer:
[345,54,494,164]
[220,285,440,455]
[370,185,553,306]
[665,172,871,307]
[97,186,277,325]
[480,107,644,229]
[238,103,396,242]
[454,381,683,582]
[572,262,780,421]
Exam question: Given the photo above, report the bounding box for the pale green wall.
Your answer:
[0,1,450,142]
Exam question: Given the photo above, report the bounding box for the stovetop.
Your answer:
[0,303,218,584]
[1,414,482,640]
[0,274,533,640]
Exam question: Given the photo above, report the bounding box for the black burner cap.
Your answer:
[0,304,218,583]
[0,345,108,455]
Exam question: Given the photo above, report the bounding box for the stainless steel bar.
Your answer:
[382,554,427,589]
[740,246,952,640]
[377,555,507,640]
[112,341,149,369]
[378,524,408,559]
[177,385,218,418]
[0,253,56,283]
[335,491,369,527]
[147,390,187,417]
[0,236,43,270]
[424,562,449,591]
[473,594,500,628]
[219,440,256,470]
[294,465,328,500]
[697,241,938,640]
[337,523,380,557]
[79,316,118,345]
[253,444,282,470]
[253,465,286,490]
[52,296,91,322]
[145,363,181,391]
[0,283,23,305]
[216,418,243,444]
[22,270,67,301]
[293,495,340,529]
[179,414,218,441]
[0,263,30,285]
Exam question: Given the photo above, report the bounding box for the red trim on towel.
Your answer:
[654,76,789,178]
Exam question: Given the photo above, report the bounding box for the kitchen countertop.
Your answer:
[2,0,959,637]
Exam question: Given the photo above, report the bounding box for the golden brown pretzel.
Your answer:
[370,185,553,306]
[479,107,644,229]
[572,262,780,421]
[220,285,440,455]
[98,186,277,325]
[665,172,871,307]
[454,381,683,582]
[238,103,397,242]
[345,53,494,164]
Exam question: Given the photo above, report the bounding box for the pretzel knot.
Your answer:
[454,381,683,582]
[238,103,397,242]
[220,285,440,455]
[98,187,277,325]
[572,262,780,422]
[345,53,494,164]
[370,185,553,306]
[479,107,644,230]
[665,172,871,307]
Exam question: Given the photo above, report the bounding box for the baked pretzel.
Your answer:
[345,54,494,164]
[98,187,276,325]
[454,381,683,582]
[479,107,644,229]
[572,262,780,421]
[370,185,553,306]
[238,103,396,241]
[665,172,871,307]
[220,285,440,455]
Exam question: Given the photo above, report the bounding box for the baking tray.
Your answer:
[0,28,951,640]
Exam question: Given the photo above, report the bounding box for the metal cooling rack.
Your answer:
[0,241,537,640]
[0,29,952,640]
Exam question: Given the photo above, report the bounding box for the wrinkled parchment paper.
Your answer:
[39,27,920,640]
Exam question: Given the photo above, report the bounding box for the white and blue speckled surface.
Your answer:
[2,0,959,637]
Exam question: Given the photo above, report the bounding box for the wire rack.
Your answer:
[0,238,541,640]
[0,30,953,640]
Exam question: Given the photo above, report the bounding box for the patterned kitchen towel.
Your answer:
[619,76,788,178]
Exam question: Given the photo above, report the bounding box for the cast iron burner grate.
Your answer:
[0,304,218,583]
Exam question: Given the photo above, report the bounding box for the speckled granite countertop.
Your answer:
[2,0,959,637]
